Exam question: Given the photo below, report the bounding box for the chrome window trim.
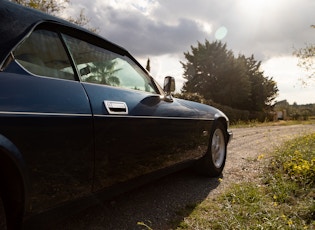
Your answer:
[0,111,215,121]
[13,60,78,83]
[93,114,214,121]
[0,111,92,117]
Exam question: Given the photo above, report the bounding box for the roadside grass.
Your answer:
[231,119,315,128]
[176,133,315,229]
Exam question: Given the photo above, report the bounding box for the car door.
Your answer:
[1,28,94,213]
[63,34,208,191]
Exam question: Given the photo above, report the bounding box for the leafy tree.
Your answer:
[85,61,121,86]
[237,55,278,111]
[181,40,278,111]
[293,25,315,85]
[146,58,151,72]
[182,40,248,108]
[12,0,69,14]
[294,46,315,85]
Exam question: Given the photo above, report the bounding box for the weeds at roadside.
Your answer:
[231,119,315,128]
[176,133,315,229]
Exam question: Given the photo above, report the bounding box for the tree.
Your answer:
[181,40,278,111]
[12,0,69,14]
[237,55,278,111]
[11,0,98,32]
[182,40,248,108]
[85,61,121,86]
[146,58,151,72]
[294,25,315,85]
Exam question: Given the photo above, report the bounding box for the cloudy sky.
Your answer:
[65,0,315,104]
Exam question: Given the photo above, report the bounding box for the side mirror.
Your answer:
[163,76,175,102]
[163,76,175,93]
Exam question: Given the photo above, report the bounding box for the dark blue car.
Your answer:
[0,1,232,229]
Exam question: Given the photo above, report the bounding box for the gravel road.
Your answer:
[50,124,315,230]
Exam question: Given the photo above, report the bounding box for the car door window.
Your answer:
[13,29,75,80]
[62,34,158,93]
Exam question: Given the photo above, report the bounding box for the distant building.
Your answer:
[274,100,288,120]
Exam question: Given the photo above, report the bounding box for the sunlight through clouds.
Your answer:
[196,20,213,35]
[65,0,315,104]
[237,0,281,17]
[107,0,158,15]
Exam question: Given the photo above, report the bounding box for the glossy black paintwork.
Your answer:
[0,1,231,226]
[82,83,212,191]
[0,61,94,214]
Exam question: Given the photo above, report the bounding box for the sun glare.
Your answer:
[238,0,282,19]
[108,0,158,14]
[196,20,213,35]
[215,26,228,40]
[239,0,269,11]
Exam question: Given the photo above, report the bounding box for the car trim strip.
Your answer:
[94,114,214,121]
[0,111,214,121]
[0,111,92,117]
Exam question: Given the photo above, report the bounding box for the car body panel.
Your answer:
[82,83,212,191]
[0,61,94,214]
[0,1,232,226]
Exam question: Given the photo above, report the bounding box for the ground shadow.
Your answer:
[49,168,221,229]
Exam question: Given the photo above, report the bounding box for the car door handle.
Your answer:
[104,101,128,114]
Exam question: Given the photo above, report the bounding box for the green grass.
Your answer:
[176,133,315,229]
[231,119,315,128]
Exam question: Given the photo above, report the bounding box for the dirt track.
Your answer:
[51,124,315,230]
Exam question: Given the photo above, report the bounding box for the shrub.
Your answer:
[281,134,315,186]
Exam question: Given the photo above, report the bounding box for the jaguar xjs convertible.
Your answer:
[0,1,232,229]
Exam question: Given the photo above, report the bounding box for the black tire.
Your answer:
[197,122,227,177]
[0,195,7,230]
[0,159,24,230]
[0,189,23,230]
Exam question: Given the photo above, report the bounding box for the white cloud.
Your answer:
[64,0,315,104]
[262,56,315,104]
[102,0,159,15]
[138,54,185,91]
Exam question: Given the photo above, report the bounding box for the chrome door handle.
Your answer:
[104,101,128,114]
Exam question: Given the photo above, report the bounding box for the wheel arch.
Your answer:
[0,134,30,221]
[213,117,228,141]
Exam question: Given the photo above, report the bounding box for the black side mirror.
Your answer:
[163,76,175,93]
[163,76,175,102]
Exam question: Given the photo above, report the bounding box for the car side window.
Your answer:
[13,30,75,80]
[62,34,158,93]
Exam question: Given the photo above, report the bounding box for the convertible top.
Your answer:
[0,0,126,67]
[0,0,67,65]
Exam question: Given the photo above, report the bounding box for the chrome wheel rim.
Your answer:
[211,128,226,168]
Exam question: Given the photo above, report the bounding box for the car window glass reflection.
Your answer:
[13,30,75,80]
[63,34,157,93]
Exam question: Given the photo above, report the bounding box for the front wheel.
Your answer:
[197,122,227,177]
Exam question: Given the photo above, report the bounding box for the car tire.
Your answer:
[197,122,227,177]
[0,195,7,230]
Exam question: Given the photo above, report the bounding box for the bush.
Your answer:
[174,92,271,123]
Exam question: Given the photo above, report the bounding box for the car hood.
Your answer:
[174,98,229,121]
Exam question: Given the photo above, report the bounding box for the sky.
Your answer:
[64,0,315,105]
